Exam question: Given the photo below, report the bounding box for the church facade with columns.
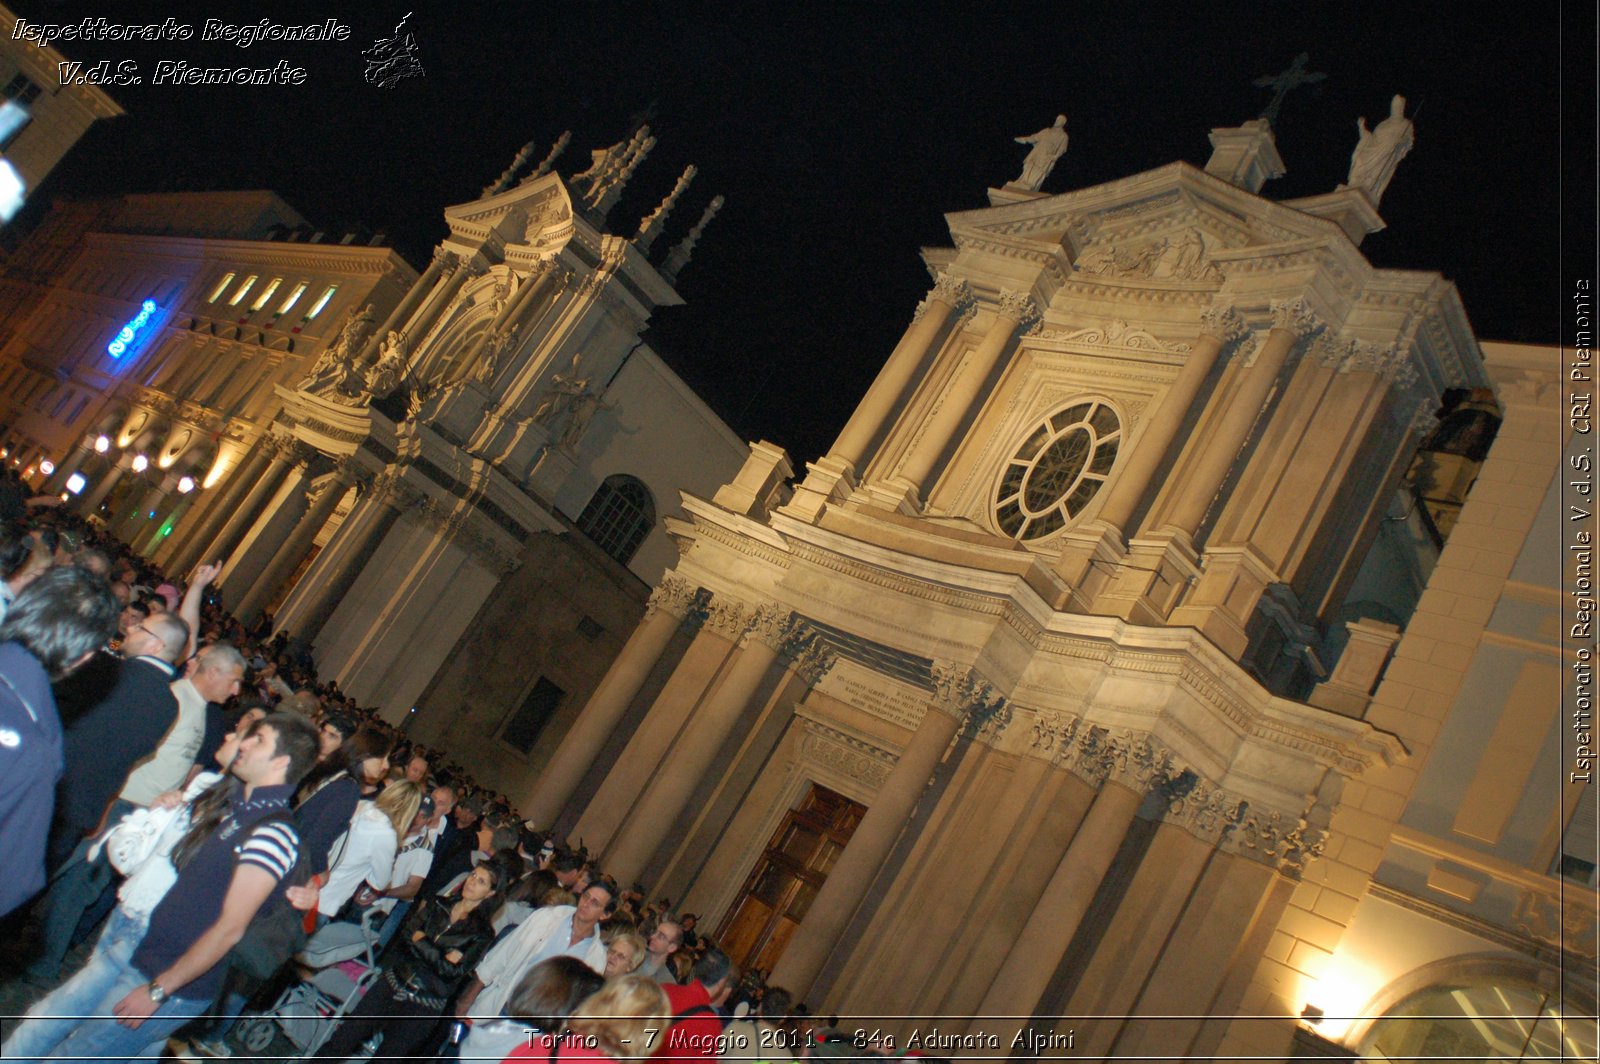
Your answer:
[530,114,1591,1061]
[1,138,750,806]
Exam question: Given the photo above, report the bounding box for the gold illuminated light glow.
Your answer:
[249,277,283,312]
[227,274,258,307]
[304,284,337,320]
[278,282,308,315]
[206,272,236,303]
[994,399,1122,540]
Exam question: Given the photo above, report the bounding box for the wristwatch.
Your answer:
[147,982,169,1004]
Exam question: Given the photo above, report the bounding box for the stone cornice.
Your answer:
[83,232,418,280]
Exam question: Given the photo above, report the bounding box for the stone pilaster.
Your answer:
[523,574,698,828]
[769,662,1001,998]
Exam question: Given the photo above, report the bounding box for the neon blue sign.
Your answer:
[108,299,158,358]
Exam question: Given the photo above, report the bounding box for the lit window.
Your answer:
[227,275,258,306]
[249,278,282,312]
[577,474,655,565]
[206,273,236,303]
[277,282,307,315]
[993,400,1122,541]
[304,285,337,320]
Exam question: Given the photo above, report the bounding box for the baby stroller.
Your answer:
[231,909,384,1058]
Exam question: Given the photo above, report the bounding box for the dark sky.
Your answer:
[15,1,1591,464]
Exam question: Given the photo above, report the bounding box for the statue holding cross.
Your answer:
[1253,53,1326,126]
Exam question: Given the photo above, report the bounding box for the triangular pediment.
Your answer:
[942,161,1377,294]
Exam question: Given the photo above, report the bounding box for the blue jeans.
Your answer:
[25,816,126,981]
[1,907,202,1062]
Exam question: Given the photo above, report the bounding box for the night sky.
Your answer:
[13,1,1590,465]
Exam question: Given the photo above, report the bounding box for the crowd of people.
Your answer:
[0,466,917,1064]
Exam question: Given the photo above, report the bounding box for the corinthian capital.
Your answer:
[645,574,698,620]
[928,662,1005,723]
[778,621,837,687]
[702,595,750,641]
[1269,297,1325,338]
[743,602,795,651]
[1198,302,1247,343]
[995,289,1041,329]
[930,272,974,309]
[433,248,460,275]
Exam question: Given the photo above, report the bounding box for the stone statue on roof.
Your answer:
[1011,114,1069,191]
[1344,95,1415,207]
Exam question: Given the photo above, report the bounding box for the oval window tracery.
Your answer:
[994,399,1121,541]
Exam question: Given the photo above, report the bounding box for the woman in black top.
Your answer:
[314,862,504,1059]
[294,721,389,876]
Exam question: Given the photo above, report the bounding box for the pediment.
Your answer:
[945,161,1364,289]
[443,173,575,247]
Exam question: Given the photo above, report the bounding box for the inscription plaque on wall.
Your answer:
[815,659,927,731]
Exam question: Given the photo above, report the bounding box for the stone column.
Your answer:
[354,249,449,366]
[769,665,998,998]
[42,442,92,495]
[1112,847,1289,1059]
[191,438,297,574]
[1064,782,1237,1058]
[272,472,409,643]
[165,446,271,573]
[76,459,128,516]
[113,479,169,542]
[524,574,697,828]
[405,257,474,381]
[970,732,1169,1044]
[831,274,973,474]
[1095,305,1246,533]
[1149,299,1321,539]
[134,485,189,558]
[605,605,804,885]
[217,447,316,610]
[460,259,564,379]
[233,461,354,624]
[895,290,1038,499]
[574,596,748,851]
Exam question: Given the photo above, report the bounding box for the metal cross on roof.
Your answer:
[1253,53,1327,126]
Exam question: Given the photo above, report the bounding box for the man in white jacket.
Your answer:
[453,881,614,1060]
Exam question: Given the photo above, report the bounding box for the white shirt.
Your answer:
[470,905,607,1020]
[120,677,207,806]
[115,770,220,920]
[372,825,435,913]
[318,801,398,917]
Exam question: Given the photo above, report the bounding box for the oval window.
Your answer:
[994,400,1121,541]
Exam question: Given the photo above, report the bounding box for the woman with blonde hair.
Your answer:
[505,975,672,1063]
[313,778,421,922]
[603,930,647,978]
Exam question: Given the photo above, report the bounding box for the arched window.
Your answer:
[577,474,655,565]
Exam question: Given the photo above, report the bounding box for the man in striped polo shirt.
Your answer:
[12,710,320,1063]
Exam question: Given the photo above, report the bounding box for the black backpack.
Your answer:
[225,810,313,980]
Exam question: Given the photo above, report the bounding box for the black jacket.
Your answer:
[389,895,496,1006]
[50,656,176,865]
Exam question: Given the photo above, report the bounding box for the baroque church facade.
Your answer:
[522,118,1592,1060]
[2,132,748,804]
[0,97,1589,1060]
